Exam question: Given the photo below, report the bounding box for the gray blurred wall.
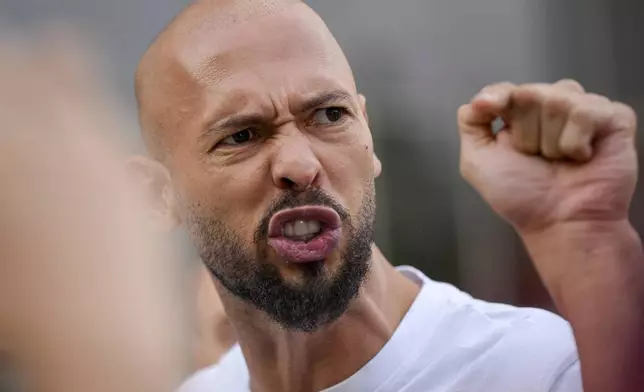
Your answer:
[2,0,642,306]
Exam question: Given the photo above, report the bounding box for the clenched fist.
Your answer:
[457,79,637,234]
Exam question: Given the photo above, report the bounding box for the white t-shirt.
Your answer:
[179,266,582,392]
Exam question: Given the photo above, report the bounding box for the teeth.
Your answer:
[284,223,295,237]
[294,220,308,236]
[307,220,321,233]
[283,220,322,239]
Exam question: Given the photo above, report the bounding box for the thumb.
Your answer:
[457,83,515,151]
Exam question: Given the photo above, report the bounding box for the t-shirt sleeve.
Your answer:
[549,359,582,392]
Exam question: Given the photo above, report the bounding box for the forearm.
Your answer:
[522,220,644,392]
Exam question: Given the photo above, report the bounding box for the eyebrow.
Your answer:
[201,89,354,139]
[199,113,264,140]
[294,90,354,113]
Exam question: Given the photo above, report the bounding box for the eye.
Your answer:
[312,107,347,125]
[220,128,260,146]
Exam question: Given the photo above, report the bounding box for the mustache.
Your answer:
[254,188,350,243]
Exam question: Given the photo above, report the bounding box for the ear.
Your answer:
[359,94,382,178]
[358,93,369,124]
[373,153,382,178]
[125,155,180,232]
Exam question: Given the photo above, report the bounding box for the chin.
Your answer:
[274,253,344,283]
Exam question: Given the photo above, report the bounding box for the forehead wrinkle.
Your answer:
[192,41,354,101]
[192,52,354,130]
[201,88,263,130]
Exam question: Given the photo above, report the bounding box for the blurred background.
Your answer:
[2,0,643,313]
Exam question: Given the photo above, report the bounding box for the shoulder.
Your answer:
[400,265,576,351]
[401,266,579,390]
[442,302,579,390]
[177,345,248,392]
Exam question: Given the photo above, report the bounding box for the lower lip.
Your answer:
[268,227,342,263]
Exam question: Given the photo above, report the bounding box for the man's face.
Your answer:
[161,4,379,331]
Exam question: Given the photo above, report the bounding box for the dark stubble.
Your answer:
[185,184,376,332]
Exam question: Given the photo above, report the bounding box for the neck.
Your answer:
[217,245,420,392]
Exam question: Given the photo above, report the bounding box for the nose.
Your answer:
[271,131,321,192]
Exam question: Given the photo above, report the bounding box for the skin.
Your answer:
[193,265,237,370]
[135,1,644,391]
[0,31,189,392]
[134,2,418,391]
[459,82,644,392]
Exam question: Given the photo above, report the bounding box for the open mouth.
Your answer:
[267,206,342,263]
[282,220,323,242]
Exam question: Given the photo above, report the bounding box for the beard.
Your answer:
[185,184,376,332]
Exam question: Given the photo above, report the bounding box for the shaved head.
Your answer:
[134,0,378,331]
[135,0,343,160]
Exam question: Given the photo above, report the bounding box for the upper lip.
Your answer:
[268,206,342,237]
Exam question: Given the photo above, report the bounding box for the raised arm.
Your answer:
[457,79,644,391]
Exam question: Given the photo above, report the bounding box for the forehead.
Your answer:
[179,4,356,102]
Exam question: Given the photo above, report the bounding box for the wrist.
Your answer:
[521,219,638,245]
[520,220,643,306]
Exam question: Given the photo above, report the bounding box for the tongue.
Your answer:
[268,228,341,263]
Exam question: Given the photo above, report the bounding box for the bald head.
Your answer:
[135,0,353,161]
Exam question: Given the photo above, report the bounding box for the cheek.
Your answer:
[340,131,375,178]
[172,158,271,237]
[320,132,375,208]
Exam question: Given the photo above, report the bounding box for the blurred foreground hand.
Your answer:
[0,29,189,392]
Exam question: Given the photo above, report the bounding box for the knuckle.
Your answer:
[555,78,586,93]
[611,102,638,132]
[493,81,515,89]
[513,85,542,105]
[586,93,611,104]
[518,82,547,89]
[542,93,571,118]
[569,94,612,120]
[481,81,515,94]
[457,104,472,124]
[559,139,585,159]
[613,102,637,124]
[570,103,591,120]
[540,142,560,159]
[568,104,595,128]
[558,133,592,161]
[457,104,469,117]
[515,83,564,105]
